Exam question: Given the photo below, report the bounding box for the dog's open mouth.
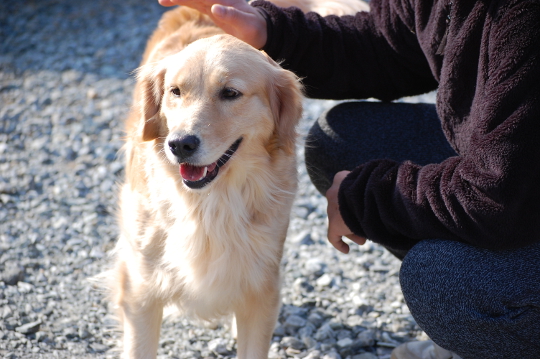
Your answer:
[179,138,242,189]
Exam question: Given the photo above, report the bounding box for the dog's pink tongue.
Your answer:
[179,162,218,182]
[180,164,206,181]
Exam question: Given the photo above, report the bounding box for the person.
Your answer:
[158,0,540,358]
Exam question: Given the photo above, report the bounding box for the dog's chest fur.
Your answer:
[118,144,297,320]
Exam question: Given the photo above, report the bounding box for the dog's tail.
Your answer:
[265,0,370,17]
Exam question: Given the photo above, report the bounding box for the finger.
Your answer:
[326,170,349,199]
[211,4,267,48]
[329,235,350,254]
[345,234,366,245]
[158,0,177,6]
[211,4,252,24]
[211,4,228,18]
[333,170,350,184]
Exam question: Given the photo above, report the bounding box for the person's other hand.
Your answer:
[326,171,366,254]
[158,0,267,49]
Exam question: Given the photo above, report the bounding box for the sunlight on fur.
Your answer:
[98,0,369,358]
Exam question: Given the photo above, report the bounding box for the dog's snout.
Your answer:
[169,135,200,160]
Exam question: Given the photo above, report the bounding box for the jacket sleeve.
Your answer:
[251,0,438,100]
[338,1,540,251]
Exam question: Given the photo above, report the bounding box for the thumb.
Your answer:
[211,4,242,23]
[210,4,267,48]
[345,234,366,245]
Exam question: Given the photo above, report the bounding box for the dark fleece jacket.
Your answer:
[252,0,540,251]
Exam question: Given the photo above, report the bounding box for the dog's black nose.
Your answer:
[168,135,200,160]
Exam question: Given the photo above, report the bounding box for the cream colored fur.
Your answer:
[105,0,368,358]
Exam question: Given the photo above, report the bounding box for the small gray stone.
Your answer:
[15,320,41,334]
[291,230,311,243]
[356,330,376,347]
[78,327,91,339]
[281,336,305,350]
[89,343,109,353]
[273,324,286,337]
[303,336,319,349]
[335,329,352,340]
[63,326,78,339]
[336,337,353,348]
[304,350,321,359]
[328,320,344,331]
[4,318,18,331]
[298,322,316,338]
[322,352,342,359]
[307,312,325,327]
[304,258,326,277]
[352,353,378,359]
[35,331,49,342]
[2,305,13,319]
[314,324,335,341]
[293,278,315,294]
[316,274,333,287]
[208,338,230,355]
[285,314,307,328]
[2,264,25,286]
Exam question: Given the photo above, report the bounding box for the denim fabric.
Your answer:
[304,101,540,356]
[401,239,540,358]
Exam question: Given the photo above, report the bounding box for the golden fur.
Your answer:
[105,1,368,358]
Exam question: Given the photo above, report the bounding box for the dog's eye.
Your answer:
[220,87,242,100]
[170,87,181,97]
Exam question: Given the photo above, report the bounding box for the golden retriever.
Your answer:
[105,1,368,358]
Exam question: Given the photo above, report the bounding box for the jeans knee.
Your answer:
[400,240,540,358]
[399,240,456,338]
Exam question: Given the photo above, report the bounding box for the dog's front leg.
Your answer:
[115,261,164,359]
[121,300,163,359]
[234,276,281,359]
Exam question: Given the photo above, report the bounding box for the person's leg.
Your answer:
[304,101,456,259]
[400,239,540,359]
[304,101,456,195]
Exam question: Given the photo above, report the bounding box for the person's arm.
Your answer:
[251,0,439,100]
[337,1,540,251]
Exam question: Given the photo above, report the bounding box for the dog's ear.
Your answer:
[266,55,304,155]
[136,62,167,142]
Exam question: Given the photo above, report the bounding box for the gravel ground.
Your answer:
[0,1,435,358]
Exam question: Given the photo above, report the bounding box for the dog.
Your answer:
[105,1,368,358]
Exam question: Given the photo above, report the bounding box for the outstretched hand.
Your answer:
[158,0,267,49]
[326,171,366,254]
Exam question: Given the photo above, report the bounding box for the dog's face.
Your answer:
[137,35,302,190]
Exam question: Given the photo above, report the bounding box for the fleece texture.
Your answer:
[252,0,540,251]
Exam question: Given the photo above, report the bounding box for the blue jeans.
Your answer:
[304,101,540,358]
[401,239,540,358]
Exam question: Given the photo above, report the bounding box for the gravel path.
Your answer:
[0,1,435,358]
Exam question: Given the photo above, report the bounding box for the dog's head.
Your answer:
[136,34,303,190]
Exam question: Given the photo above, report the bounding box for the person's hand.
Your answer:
[326,171,366,254]
[158,0,267,49]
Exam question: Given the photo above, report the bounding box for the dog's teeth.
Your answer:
[202,166,208,178]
